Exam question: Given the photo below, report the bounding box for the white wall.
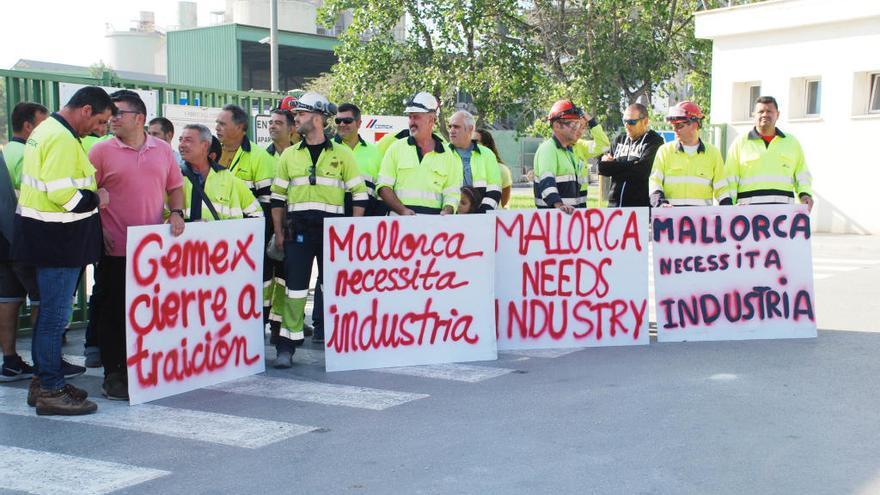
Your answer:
[697,0,880,234]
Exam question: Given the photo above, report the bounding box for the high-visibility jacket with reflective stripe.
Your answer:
[14,113,102,267]
[377,134,462,214]
[724,128,813,205]
[448,141,502,212]
[334,135,380,197]
[180,164,262,221]
[271,139,368,220]
[533,136,588,208]
[2,138,25,192]
[572,120,611,191]
[649,140,730,207]
[228,138,275,206]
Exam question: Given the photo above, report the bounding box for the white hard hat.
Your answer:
[293,92,337,116]
[403,92,439,113]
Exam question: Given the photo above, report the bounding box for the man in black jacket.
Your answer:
[598,103,664,207]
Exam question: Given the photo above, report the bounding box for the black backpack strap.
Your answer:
[183,165,220,221]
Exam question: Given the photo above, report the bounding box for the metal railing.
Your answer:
[3,69,283,141]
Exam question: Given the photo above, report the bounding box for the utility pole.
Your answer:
[270,0,279,92]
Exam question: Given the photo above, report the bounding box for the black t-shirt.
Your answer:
[306,141,326,166]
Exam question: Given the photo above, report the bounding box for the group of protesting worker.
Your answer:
[0,85,811,416]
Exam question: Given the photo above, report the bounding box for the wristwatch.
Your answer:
[169,209,184,217]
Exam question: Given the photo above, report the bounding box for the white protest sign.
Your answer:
[494,208,650,350]
[359,115,408,143]
[125,219,265,404]
[323,215,497,372]
[254,114,272,147]
[59,83,158,121]
[162,104,224,150]
[652,204,817,342]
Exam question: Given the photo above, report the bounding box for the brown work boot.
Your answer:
[35,387,98,416]
[28,377,88,407]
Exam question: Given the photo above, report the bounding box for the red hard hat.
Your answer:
[547,100,584,122]
[279,95,298,111]
[667,101,703,121]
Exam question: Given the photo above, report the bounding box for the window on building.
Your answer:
[733,81,761,121]
[749,84,762,110]
[805,79,821,116]
[870,73,880,113]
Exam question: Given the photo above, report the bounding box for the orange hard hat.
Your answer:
[279,95,298,111]
[667,101,704,121]
[547,100,584,122]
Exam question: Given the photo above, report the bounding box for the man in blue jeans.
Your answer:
[13,86,115,415]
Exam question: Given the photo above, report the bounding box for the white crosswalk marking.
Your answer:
[0,388,317,449]
[502,348,583,359]
[372,363,514,383]
[0,445,169,495]
[209,375,428,410]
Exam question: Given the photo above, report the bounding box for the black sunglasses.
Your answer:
[335,117,355,124]
[623,118,642,126]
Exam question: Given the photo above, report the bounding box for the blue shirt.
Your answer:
[455,144,475,186]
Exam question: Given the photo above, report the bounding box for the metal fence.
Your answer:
[3,69,284,329]
[3,69,282,141]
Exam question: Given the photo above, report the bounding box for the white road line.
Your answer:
[371,363,514,383]
[209,375,428,411]
[502,348,583,359]
[0,388,316,449]
[812,257,880,265]
[0,445,169,495]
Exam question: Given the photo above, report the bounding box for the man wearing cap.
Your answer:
[724,96,813,211]
[598,103,665,207]
[446,110,502,212]
[267,98,301,158]
[533,99,597,212]
[377,92,462,215]
[270,92,368,367]
[334,102,386,216]
[649,101,730,207]
[263,103,299,342]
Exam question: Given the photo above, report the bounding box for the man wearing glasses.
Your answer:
[87,90,186,401]
[333,103,386,216]
[598,103,664,207]
[648,101,731,208]
[533,99,596,212]
[270,92,368,367]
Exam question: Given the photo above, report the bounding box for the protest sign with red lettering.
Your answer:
[125,219,265,404]
[494,208,650,350]
[652,204,817,342]
[323,215,497,372]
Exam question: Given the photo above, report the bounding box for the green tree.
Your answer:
[527,0,719,128]
[319,0,543,135]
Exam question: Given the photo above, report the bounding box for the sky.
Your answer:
[0,0,226,69]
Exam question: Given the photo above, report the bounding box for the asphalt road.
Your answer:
[2,233,879,495]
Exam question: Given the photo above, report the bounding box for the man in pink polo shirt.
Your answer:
[88,90,185,400]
